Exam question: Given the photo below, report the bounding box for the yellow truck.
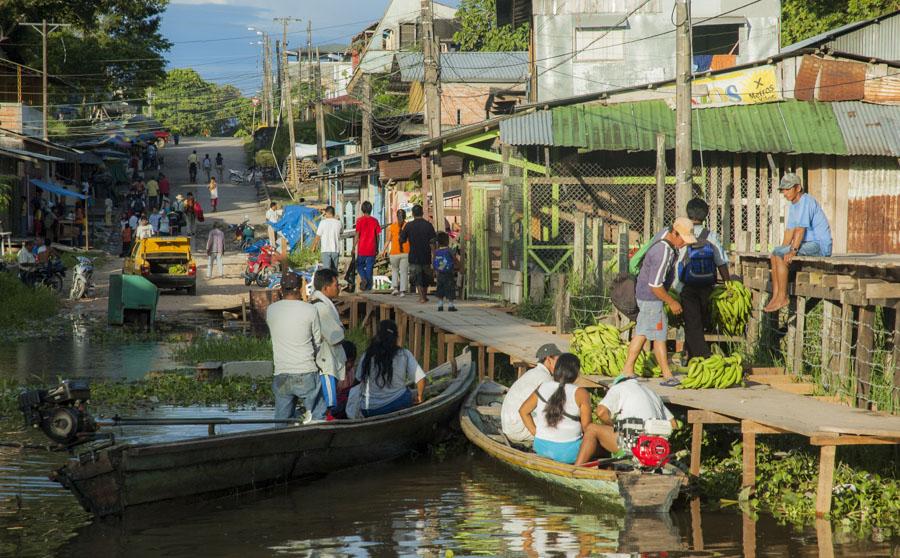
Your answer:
[124,237,197,295]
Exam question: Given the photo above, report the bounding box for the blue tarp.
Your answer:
[30,179,88,200]
[271,205,321,251]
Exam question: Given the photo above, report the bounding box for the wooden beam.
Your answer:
[742,430,756,488]
[792,295,807,376]
[856,306,876,409]
[436,330,445,364]
[423,323,432,371]
[809,435,899,446]
[690,422,703,477]
[691,497,704,551]
[865,282,900,299]
[742,420,792,435]
[687,409,738,424]
[815,445,836,517]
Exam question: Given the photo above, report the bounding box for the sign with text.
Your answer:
[663,65,782,108]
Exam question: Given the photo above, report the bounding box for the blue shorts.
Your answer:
[635,299,667,342]
[772,241,822,258]
[361,389,414,418]
[534,437,583,464]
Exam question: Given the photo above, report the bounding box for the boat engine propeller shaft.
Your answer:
[18,380,97,446]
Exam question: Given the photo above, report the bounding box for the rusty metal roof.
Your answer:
[551,100,849,155]
[832,101,900,156]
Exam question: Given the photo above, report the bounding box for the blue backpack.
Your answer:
[433,248,454,273]
[678,228,717,286]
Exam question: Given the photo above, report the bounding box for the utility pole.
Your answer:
[265,34,275,126]
[421,0,444,225]
[315,47,327,203]
[275,17,301,193]
[20,20,71,140]
[306,21,313,121]
[674,0,693,213]
[360,74,372,203]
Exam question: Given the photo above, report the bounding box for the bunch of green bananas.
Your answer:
[711,280,752,336]
[678,354,744,389]
[571,324,659,377]
[665,290,683,328]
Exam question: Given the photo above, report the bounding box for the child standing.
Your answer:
[432,232,458,312]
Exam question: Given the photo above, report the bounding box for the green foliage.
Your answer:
[90,373,275,410]
[0,174,15,214]
[171,335,273,364]
[0,272,59,330]
[454,0,530,52]
[0,1,170,100]
[152,69,254,136]
[286,244,320,269]
[515,297,553,325]
[781,0,900,45]
[255,149,277,168]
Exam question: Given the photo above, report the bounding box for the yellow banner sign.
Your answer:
[664,65,782,108]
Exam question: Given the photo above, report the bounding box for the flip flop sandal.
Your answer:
[660,377,681,387]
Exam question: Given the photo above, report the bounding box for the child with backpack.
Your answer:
[432,232,458,312]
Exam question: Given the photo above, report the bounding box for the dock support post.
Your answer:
[815,445,837,517]
[397,311,407,347]
[742,430,756,488]
[436,330,445,364]
[690,422,703,477]
[791,295,808,376]
[690,497,704,551]
[423,323,432,371]
[413,319,423,362]
[486,348,498,381]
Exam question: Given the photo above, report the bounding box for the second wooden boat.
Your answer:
[460,380,684,513]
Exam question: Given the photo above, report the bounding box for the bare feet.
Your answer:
[764,298,789,313]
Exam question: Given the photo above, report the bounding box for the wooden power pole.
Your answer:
[315,47,327,203]
[674,0,692,213]
[360,74,372,203]
[275,17,301,193]
[20,20,71,141]
[421,0,444,225]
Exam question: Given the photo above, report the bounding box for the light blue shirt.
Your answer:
[787,194,832,256]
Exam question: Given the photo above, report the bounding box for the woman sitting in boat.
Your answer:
[517,353,607,466]
[356,319,427,417]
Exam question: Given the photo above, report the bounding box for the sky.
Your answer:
[160,0,459,95]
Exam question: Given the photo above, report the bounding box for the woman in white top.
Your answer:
[518,353,605,465]
[356,319,426,417]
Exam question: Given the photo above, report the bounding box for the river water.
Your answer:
[0,324,896,556]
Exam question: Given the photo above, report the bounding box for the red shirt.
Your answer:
[159,177,170,195]
[355,215,381,257]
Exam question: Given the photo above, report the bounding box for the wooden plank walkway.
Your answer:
[353,291,900,517]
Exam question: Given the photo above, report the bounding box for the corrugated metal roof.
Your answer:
[396,52,529,83]
[551,100,848,155]
[499,110,553,146]
[832,101,900,156]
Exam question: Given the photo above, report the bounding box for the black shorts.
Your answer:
[409,263,431,288]
[435,271,456,299]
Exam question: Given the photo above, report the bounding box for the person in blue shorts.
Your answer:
[765,173,833,313]
[517,354,607,466]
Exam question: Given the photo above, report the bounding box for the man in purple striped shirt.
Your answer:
[622,217,696,386]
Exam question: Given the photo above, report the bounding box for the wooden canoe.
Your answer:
[54,353,475,518]
[459,380,684,513]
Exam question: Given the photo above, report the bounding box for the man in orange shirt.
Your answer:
[381,208,409,296]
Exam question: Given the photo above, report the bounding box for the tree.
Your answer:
[151,69,253,136]
[453,0,530,52]
[781,0,900,45]
[0,0,171,101]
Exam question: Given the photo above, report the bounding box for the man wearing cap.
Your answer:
[593,375,678,454]
[764,173,833,313]
[266,272,325,421]
[500,343,561,444]
[622,218,695,386]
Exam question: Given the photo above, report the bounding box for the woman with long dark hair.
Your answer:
[518,353,606,465]
[356,319,426,417]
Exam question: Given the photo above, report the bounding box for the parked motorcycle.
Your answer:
[228,217,254,250]
[229,169,245,184]
[242,242,275,287]
[69,256,94,300]
[34,258,66,293]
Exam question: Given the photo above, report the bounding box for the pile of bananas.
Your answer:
[678,354,744,389]
[665,290,683,328]
[571,324,659,377]
[711,280,752,336]
[169,264,187,275]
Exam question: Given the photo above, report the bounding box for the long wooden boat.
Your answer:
[54,353,475,518]
[460,380,684,513]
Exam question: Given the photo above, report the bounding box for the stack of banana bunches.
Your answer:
[571,280,753,390]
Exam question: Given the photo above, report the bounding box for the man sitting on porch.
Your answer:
[764,173,833,313]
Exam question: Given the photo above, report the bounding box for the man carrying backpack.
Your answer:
[678,199,731,359]
[622,217,696,386]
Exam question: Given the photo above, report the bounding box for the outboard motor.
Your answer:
[616,418,673,469]
[18,380,96,446]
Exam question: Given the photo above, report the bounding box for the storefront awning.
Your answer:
[29,178,87,200]
[0,146,65,163]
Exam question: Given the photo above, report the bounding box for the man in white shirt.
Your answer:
[135,216,154,240]
[311,205,343,273]
[266,272,324,420]
[500,344,561,444]
[593,376,677,453]
[266,202,281,247]
[17,240,36,284]
[310,268,346,419]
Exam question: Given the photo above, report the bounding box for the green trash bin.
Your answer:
[108,274,159,327]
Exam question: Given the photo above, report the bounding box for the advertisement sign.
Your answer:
[663,65,782,108]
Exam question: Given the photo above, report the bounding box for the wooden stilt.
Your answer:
[486,348,498,381]
[742,430,756,488]
[690,497,704,551]
[690,422,703,477]
[397,311,407,347]
[436,330,445,364]
[423,323,432,370]
[413,320,423,362]
[742,511,756,558]
[815,445,837,517]
[816,518,835,558]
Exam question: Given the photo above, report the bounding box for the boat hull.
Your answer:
[55,357,475,517]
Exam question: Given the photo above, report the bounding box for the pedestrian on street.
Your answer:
[158,173,170,205]
[146,176,160,211]
[188,150,198,183]
[432,231,458,312]
[183,192,196,235]
[266,272,325,420]
[208,177,219,212]
[206,223,225,279]
[202,154,212,183]
[381,208,409,296]
[215,152,224,181]
[399,204,436,303]
[266,202,281,246]
[353,201,381,291]
[311,205,343,273]
[621,217,695,385]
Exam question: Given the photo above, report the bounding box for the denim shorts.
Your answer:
[772,241,822,258]
[534,437,583,464]
[635,299,667,342]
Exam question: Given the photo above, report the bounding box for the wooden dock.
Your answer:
[349,292,900,518]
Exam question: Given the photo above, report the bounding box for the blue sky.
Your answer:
[160,0,459,95]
